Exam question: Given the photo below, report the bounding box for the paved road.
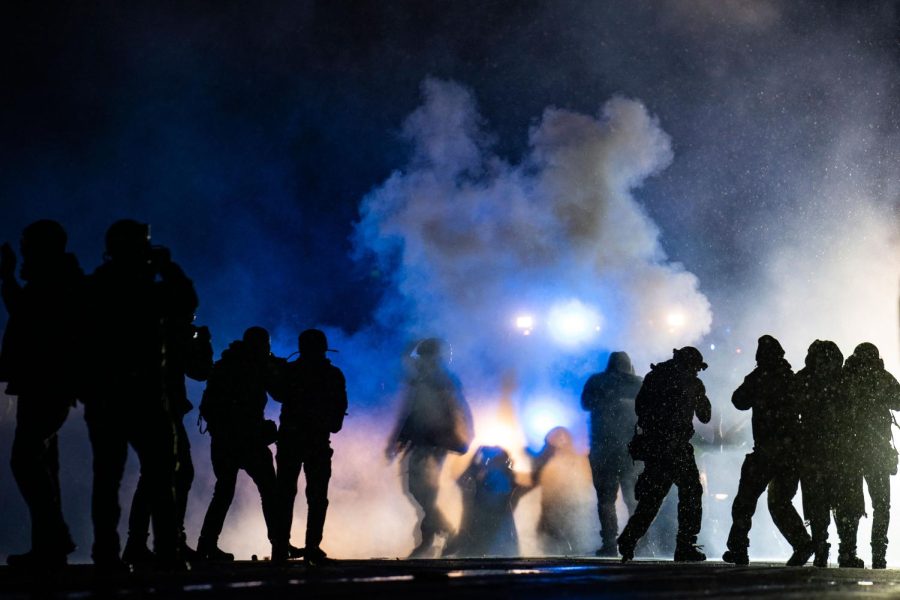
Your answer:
[2,558,900,599]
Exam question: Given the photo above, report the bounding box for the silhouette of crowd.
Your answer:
[1,218,898,573]
[0,219,346,572]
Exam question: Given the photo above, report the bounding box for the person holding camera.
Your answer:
[123,253,211,567]
[196,326,280,561]
[82,219,197,571]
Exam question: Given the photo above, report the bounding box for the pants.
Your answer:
[200,434,277,544]
[275,436,333,550]
[864,469,891,556]
[802,467,864,554]
[127,419,194,547]
[10,396,74,554]
[619,443,702,548]
[406,446,450,539]
[589,447,639,547]
[726,452,810,552]
[84,399,178,562]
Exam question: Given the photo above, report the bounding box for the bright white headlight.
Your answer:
[546,299,602,348]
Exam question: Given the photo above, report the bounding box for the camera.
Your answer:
[150,245,171,270]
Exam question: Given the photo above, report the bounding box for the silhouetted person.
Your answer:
[444,446,527,557]
[81,220,196,571]
[386,338,473,558]
[123,254,210,566]
[721,335,813,566]
[617,346,711,562]
[796,339,863,568]
[270,329,347,565]
[843,342,900,569]
[529,427,596,556]
[581,351,643,557]
[195,327,280,561]
[0,221,82,569]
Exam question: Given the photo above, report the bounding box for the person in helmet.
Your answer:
[195,326,281,562]
[796,339,863,568]
[385,338,473,558]
[617,346,711,563]
[81,219,197,571]
[269,329,347,565]
[581,351,643,557]
[722,335,813,567]
[0,220,83,570]
[843,342,900,569]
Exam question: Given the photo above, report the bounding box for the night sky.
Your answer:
[1,1,898,562]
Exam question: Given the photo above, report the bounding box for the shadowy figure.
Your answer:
[528,427,596,556]
[796,340,863,568]
[617,346,711,563]
[195,327,280,561]
[385,338,473,558]
[270,329,347,565]
[581,351,643,557]
[123,250,210,567]
[722,335,813,566]
[843,342,900,569]
[81,220,196,571]
[443,446,528,557]
[0,221,83,570]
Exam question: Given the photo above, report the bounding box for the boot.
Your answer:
[674,542,706,562]
[837,534,863,568]
[836,517,863,568]
[271,542,289,563]
[872,543,887,570]
[786,541,815,567]
[617,536,636,563]
[303,546,332,567]
[181,542,199,563]
[196,537,234,562]
[722,548,749,566]
[595,542,619,558]
[122,538,155,566]
[408,533,435,559]
[813,542,830,568]
[837,552,864,569]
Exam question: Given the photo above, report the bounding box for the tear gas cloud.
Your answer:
[213,80,718,560]
[356,78,713,381]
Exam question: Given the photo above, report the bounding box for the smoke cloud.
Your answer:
[357,78,712,379]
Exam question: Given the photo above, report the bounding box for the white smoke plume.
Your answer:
[356,78,712,381]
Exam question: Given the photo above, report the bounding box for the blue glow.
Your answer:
[545,299,603,349]
[521,397,577,445]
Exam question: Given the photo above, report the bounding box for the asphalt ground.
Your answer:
[2,557,900,599]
